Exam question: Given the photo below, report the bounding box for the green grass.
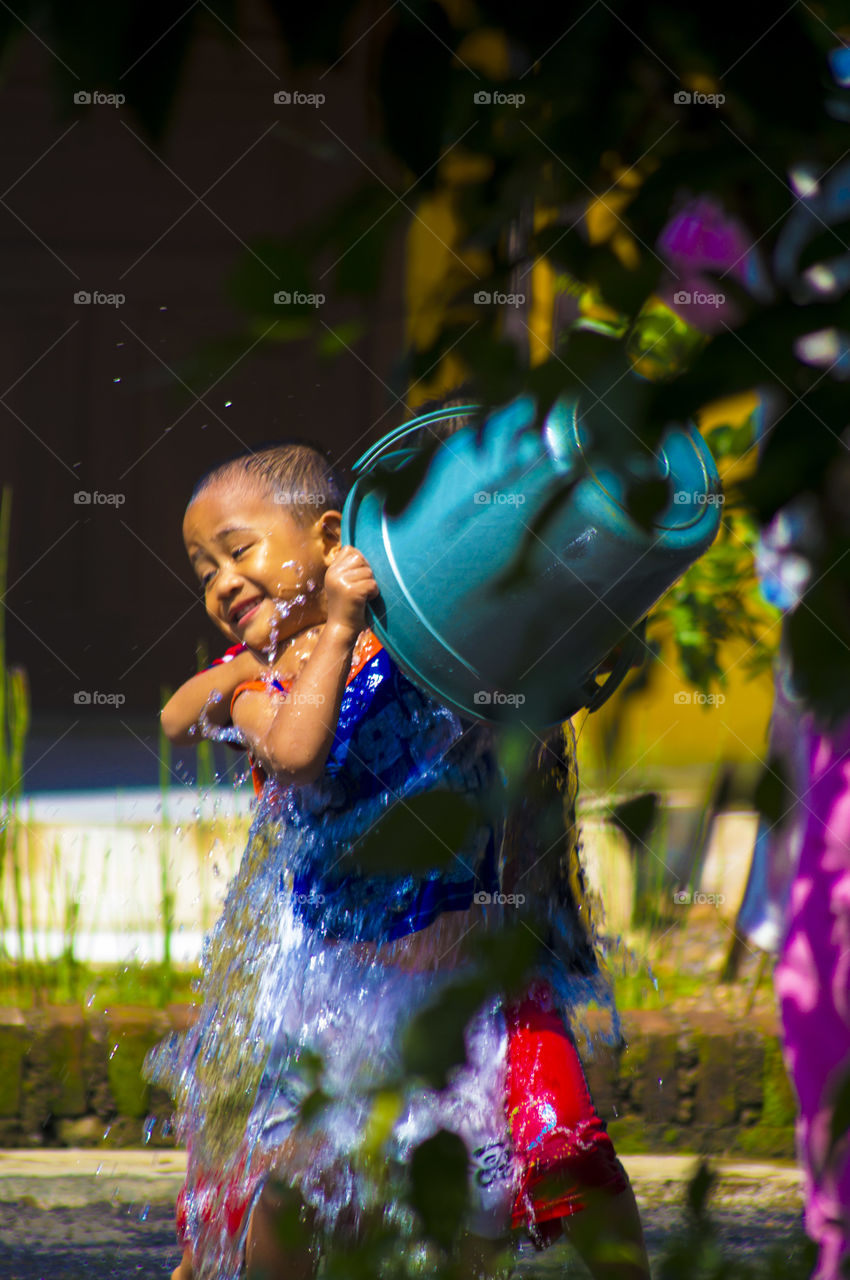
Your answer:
[0,959,199,1009]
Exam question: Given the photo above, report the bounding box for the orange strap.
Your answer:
[230,678,288,721]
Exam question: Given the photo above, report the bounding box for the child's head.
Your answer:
[183,442,348,656]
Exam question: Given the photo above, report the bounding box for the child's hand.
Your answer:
[324,545,379,636]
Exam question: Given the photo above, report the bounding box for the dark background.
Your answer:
[1,2,405,786]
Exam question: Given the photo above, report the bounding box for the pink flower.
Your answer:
[657,195,767,334]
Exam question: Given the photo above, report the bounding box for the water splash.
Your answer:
[145,646,618,1278]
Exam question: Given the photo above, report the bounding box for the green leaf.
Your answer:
[753,757,790,827]
[610,793,659,850]
[402,978,488,1089]
[344,790,481,874]
[408,1129,470,1249]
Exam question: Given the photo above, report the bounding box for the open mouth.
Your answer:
[230,597,263,626]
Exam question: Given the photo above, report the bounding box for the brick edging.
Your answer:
[0,1006,797,1158]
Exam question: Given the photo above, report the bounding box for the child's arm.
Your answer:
[161,647,266,746]
[230,546,378,786]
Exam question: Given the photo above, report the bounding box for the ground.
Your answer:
[0,1153,808,1279]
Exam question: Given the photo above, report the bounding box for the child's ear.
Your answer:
[318,509,342,563]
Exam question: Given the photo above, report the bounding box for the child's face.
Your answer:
[183,477,341,656]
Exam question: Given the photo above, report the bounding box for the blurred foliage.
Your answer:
[12,2,850,1269]
[11,0,850,709]
[649,415,781,688]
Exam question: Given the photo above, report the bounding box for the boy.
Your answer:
[156,437,650,1280]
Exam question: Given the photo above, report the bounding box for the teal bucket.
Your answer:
[341,395,721,725]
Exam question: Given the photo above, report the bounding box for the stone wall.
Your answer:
[0,1007,798,1159]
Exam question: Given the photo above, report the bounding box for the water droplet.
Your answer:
[109,1044,119,1060]
[113,377,121,383]
[224,400,232,407]
[86,992,96,1008]
[159,305,167,311]
[103,1125,111,1140]
[143,1117,156,1144]
[658,1078,664,1089]
[139,1204,150,1222]
[95,1162,103,1176]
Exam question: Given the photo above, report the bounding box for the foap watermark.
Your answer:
[273,291,325,307]
[473,490,526,505]
[74,290,125,307]
[673,290,725,308]
[74,490,126,506]
[73,690,126,707]
[473,890,526,905]
[74,90,125,107]
[673,490,725,506]
[473,690,526,706]
[673,90,725,107]
[273,90,325,107]
[673,889,726,907]
[287,691,326,707]
[292,891,326,905]
[473,290,525,307]
[673,691,726,706]
[274,492,326,507]
[473,90,525,108]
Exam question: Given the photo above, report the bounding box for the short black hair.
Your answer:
[188,440,348,525]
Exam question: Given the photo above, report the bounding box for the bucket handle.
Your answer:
[351,405,481,476]
[584,619,647,714]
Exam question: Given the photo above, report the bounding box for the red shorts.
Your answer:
[176,979,626,1252]
[506,979,627,1245]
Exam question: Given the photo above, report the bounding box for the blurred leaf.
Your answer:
[610,792,660,850]
[402,977,487,1088]
[345,789,481,874]
[377,5,455,184]
[753,756,790,827]
[408,1129,470,1249]
[686,1158,715,1222]
[227,238,313,315]
[297,1086,332,1125]
[318,319,365,357]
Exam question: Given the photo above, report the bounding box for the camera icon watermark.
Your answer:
[274,491,326,506]
[74,90,125,107]
[473,90,525,107]
[273,90,325,107]
[673,89,725,107]
[672,489,725,506]
[73,690,126,707]
[473,290,525,307]
[672,290,725,308]
[288,690,326,706]
[673,889,726,906]
[673,690,726,706]
[473,690,526,706]
[473,490,526,506]
[73,490,126,506]
[273,291,325,307]
[74,290,125,307]
[473,890,526,905]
